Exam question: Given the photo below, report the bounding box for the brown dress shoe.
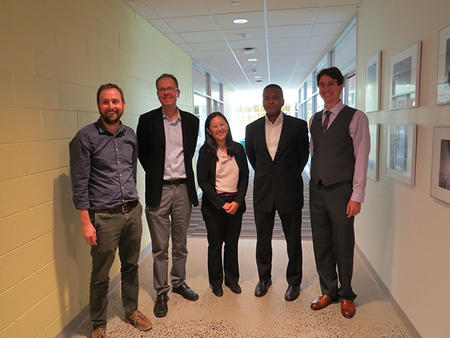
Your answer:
[310,294,333,310]
[341,299,356,318]
[126,310,152,331]
[91,327,106,338]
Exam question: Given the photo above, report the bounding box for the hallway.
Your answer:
[70,238,411,337]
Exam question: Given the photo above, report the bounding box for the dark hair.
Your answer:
[263,84,284,98]
[204,112,235,161]
[316,67,344,85]
[156,73,179,89]
[97,83,125,103]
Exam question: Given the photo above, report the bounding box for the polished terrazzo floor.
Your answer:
[70,238,412,337]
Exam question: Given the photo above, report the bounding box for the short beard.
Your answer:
[101,110,121,125]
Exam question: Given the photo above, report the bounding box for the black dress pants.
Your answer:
[201,198,243,287]
[310,180,357,301]
[254,206,302,286]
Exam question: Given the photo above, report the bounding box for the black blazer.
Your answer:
[137,107,199,207]
[245,114,309,213]
[197,142,249,212]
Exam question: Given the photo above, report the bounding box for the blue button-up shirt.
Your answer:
[69,119,139,210]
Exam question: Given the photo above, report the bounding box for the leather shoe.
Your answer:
[311,294,334,310]
[254,280,271,297]
[91,327,106,338]
[341,299,356,318]
[225,282,241,294]
[172,282,199,301]
[284,284,300,301]
[211,284,223,297]
[126,310,152,331]
[154,292,169,317]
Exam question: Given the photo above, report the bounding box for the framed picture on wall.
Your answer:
[437,25,450,105]
[386,124,417,186]
[389,42,422,110]
[368,123,380,181]
[430,126,450,204]
[365,51,381,112]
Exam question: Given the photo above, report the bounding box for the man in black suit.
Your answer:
[137,74,199,318]
[245,84,309,301]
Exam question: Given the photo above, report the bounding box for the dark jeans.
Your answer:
[89,203,143,330]
[201,196,243,287]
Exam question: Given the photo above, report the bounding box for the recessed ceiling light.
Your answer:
[248,58,258,62]
[244,47,255,54]
[254,75,262,79]
[231,1,240,6]
[233,18,248,24]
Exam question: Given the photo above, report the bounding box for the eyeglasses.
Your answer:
[157,87,178,93]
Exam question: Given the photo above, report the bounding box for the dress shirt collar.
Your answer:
[324,100,345,116]
[264,111,284,126]
[95,118,125,135]
[162,107,181,122]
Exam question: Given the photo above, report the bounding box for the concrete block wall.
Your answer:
[0,0,193,336]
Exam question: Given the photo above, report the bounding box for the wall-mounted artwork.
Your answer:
[386,124,417,186]
[389,42,422,110]
[365,51,381,112]
[367,123,380,181]
[437,25,450,105]
[430,126,450,204]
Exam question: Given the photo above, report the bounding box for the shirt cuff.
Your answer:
[350,191,364,204]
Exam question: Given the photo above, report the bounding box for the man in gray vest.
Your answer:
[309,67,370,319]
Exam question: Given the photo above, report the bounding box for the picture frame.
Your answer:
[437,25,450,105]
[430,126,450,204]
[365,51,381,112]
[367,123,380,181]
[389,42,422,110]
[386,124,417,186]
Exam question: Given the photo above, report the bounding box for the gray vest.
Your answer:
[310,105,356,186]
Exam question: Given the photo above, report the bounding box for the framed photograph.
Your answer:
[386,124,417,186]
[430,126,450,204]
[367,123,380,181]
[437,25,450,105]
[365,51,381,112]
[389,42,422,110]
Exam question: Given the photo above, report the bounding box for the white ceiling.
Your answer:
[123,0,359,91]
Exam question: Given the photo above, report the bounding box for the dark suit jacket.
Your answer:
[245,114,309,213]
[197,142,249,212]
[137,107,199,207]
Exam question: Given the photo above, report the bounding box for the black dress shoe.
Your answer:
[172,282,199,301]
[254,280,272,297]
[284,284,300,301]
[211,284,223,297]
[154,292,169,317]
[225,282,241,294]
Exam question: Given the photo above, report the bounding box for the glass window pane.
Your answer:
[346,75,356,107]
[194,94,207,146]
[193,67,207,96]
[211,78,220,101]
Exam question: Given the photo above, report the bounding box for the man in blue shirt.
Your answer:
[70,83,152,338]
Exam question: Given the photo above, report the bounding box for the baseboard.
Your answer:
[56,242,153,338]
[355,245,421,338]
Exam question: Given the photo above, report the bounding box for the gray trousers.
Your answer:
[89,203,143,330]
[146,183,192,295]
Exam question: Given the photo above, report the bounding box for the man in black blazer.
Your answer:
[137,74,199,318]
[245,84,309,301]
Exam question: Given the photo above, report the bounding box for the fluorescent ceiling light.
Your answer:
[233,18,248,24]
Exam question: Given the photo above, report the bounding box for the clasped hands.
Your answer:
[222,201,239,215]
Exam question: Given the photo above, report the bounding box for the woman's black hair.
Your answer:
[203,112,235,161]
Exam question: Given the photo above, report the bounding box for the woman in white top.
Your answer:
[197,112,249,297]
